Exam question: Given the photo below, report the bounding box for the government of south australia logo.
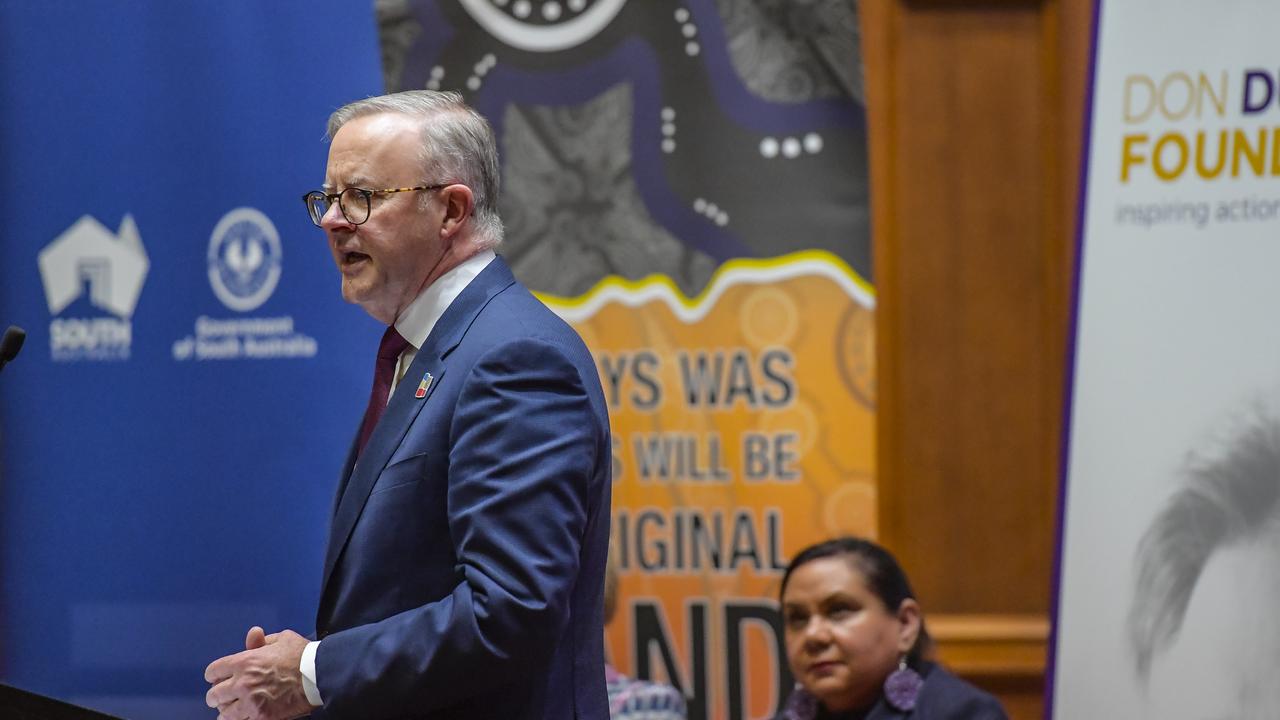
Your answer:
[175,206,314,362]
[37,214,149,361]
[208,207,281,312]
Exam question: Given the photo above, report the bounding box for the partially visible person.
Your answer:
[1128,411,1280,718]
[604,549,686,719]
[202,90,611,720]
[777,537,1006,720]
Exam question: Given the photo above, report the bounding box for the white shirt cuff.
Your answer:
[300,640,323,707]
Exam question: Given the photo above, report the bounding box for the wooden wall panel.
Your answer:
[860,0,1093,716]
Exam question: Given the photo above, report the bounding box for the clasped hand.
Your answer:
[205,626,313,720]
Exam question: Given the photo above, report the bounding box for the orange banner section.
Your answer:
[542,250,876,720]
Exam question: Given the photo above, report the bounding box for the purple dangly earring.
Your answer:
[883,656,923,712]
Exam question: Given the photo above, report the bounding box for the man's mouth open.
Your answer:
[341,251,371,269]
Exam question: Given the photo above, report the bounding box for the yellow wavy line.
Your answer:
[534,249,874,311]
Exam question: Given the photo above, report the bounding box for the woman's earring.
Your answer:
[884,656,923,711]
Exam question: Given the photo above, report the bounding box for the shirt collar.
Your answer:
[394,250,496,350]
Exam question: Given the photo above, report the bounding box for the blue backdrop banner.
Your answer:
[0,3,383,717]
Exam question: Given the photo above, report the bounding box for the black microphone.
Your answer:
[0,325,26,374]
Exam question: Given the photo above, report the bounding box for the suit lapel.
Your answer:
[319,258,517,603]
[329,436,359,521]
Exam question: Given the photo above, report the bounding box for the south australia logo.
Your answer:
[37,214,149,362]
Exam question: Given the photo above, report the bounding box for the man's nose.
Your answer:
[319,200,352,230]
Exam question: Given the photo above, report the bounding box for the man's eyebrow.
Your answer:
[321,175,372,193]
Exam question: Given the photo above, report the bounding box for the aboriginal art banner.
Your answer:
[1051,1,1280,717]
[376,2,874,718]
[0,4,383,718]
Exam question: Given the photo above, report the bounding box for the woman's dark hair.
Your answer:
[778,536,933,666]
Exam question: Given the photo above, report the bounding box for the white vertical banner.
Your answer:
[1053,1,1280,717]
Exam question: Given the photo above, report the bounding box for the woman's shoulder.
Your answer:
[916,663,1009,720]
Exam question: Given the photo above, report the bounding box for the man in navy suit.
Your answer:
[205,90,612,720]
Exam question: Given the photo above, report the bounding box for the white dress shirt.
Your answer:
[300,250,496,706]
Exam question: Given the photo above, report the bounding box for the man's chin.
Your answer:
[339,283,363,306]
[342,288,396,324]
[340,284,370,309]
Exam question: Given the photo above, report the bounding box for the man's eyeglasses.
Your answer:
[301,185,446,227]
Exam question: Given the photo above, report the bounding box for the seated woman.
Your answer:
[778,537,1007,720]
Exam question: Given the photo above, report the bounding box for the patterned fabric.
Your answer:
[376,0,873,299]
[606,664,687,720]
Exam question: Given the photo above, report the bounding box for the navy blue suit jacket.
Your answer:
[865,663,1007,720]
[313,257,611,719]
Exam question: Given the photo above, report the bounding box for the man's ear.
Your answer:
[438,184,475,239]
[895,598,922,655]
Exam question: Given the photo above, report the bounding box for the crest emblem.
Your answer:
[208,207,282,312]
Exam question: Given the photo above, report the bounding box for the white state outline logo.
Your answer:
[458,0,627,52]
[207,207,282,312]
[37,214,149,318]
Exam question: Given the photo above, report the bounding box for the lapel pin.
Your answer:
[415,372,433,399]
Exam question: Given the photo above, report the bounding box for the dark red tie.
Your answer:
[357,325,411,456]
